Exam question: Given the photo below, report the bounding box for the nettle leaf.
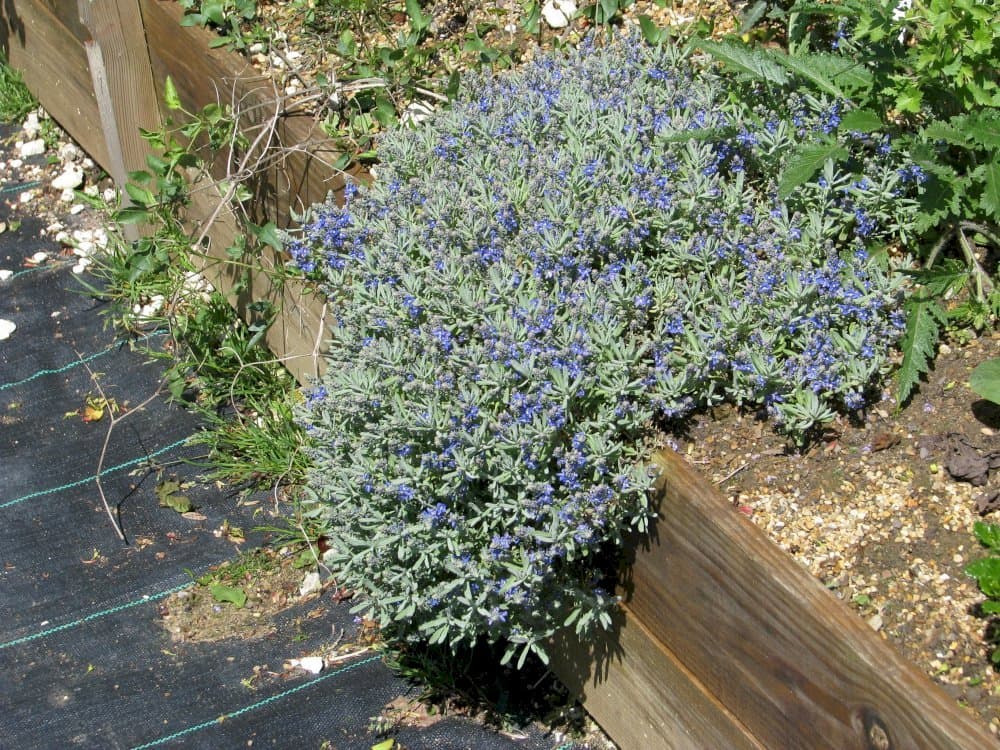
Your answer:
[970,358,1000,406]
[773,52,872,98]
[923,120,973,148]
[895,296,947,406]
[698,39,789,87]
[778,142,849,200]
[953,111,1000,149]
[975,158,1000,220]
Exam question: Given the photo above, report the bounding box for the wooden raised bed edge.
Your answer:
[2,2,997,748]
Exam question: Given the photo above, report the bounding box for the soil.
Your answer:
[670,330,1000,736]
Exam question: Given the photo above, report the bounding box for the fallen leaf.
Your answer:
[371,740,395,750]
[870,431,900,452]
[181,511,207,521]
[156,478,194,513]
[209,583,247,608]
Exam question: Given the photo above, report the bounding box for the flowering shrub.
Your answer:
[291,37,923,664]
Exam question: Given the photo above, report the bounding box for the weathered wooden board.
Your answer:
[182,173,328,384]
[617,448,998,749]
[78,0,162,185]
[139,0,357,227]
[549,606,763,750]
[0,0,110,168]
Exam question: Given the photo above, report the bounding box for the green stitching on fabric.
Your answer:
[0,437,190,510]
[0,331,166,391]
[0,180,41,195]
[128,655,382,749]
[0,581,194,650]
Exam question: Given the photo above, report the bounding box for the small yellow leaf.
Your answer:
[371,740,395,750]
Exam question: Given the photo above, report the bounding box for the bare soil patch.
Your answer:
[671,331,1000,735]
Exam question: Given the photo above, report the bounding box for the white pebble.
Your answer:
[59,189,75,203]
[0,319,15,339]
[19,190,34,204]
[29,251,48,264]
[52,167,84,191]
[0,270,12,281]
[70,204,85,215]
[289,656,324,674]
[18,138,45,158]
[542,0,577,28]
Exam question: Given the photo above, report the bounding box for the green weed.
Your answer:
[0,54,37,124]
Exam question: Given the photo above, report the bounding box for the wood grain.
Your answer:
[78,0,162,183]
[623,448,998,749]
[549,605,764,750]
[0,0,109,168]
[182,172,328,384]
[138,0,359,227]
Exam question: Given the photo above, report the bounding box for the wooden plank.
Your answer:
[138,0,357,228]
[621,448,998,749]
[0,0,110,169]
[78,0,162,183]
[182,173,327,385]
[549,606,763,750]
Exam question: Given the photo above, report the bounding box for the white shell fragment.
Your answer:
[29,251,48,264]
[542,0,577,28]
[18,139,45,158]
[0,270,13,281]
[51,167,84,191]
[0,319,16,340]
[299,570,322,597]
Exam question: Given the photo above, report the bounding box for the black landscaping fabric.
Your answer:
[0,168,575,748]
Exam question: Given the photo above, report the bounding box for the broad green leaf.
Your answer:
[638,15,667,44]
[164,76,181,111]
[209,583,248,608]
[923,120,972,148]
[251,221,283,251]
[116,206,151,225]
[125,183,156,207]
[839,109,883,134]
[778,142,849,200]
[405,0,429,33]
[698,39,789,87]
[970,358,1000,405]
[974,521,1000,550]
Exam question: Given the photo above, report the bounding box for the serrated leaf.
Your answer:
[698,39,789,87]
[125,183,156,207]
[774,52,873,97]
[778,142,849,200]
[209,583,247,608]
[895,297,946,405]
[977,158,1000,220]
[923,120,972,148]
[971,358,1000,405]
[839,109,883,134]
